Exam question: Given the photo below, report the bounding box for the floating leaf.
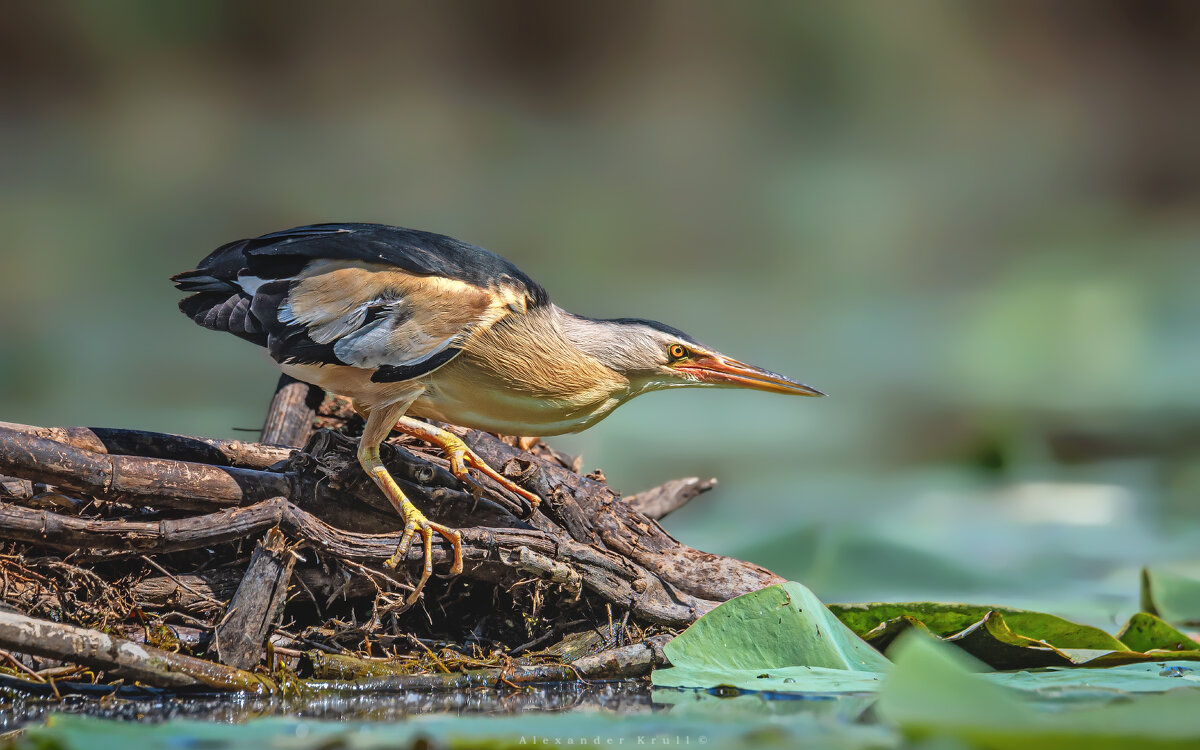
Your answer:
[1118,612,1200,654]
[830,601,1126,651]
[859,615,931,652]
[652,581,891,694]
[879,633,1200,749]
[837,605,1200,670]
[944,610,1076,669]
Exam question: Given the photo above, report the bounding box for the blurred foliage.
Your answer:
[1,1,1198,615]
[1143,567,1200,625]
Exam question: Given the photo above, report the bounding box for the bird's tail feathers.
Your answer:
[171,270,238,293]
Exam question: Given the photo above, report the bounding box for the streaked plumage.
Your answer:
[174,223,821,601]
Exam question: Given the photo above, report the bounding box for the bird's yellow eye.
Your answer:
[668,344,687,360]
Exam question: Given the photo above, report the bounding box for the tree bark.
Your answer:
[626,476,718,520]
[212,528,296,669]
[0,610,271,691]
[260,374,324,448]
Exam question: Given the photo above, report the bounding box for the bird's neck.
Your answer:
[456,305,632,405]
[554,307,675,398]
[553,308,612,360]
[554,308,644,375]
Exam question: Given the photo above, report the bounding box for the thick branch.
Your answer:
[213,528,296,669]
[626,476,717,520]
[0,497,287,552]
[0,424,472,532]
[0,426,289,511]
[260,374,324,448]
[0,610,272,691]
[0,421,292,470]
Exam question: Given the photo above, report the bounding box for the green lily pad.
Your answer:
[879,633,1200,749]
[944,610,1076,669]
[830,601,1127,651]
[859,614,931,652]
[1143,568,1200,626]
[652,581,892,694]
[653,583,1200,695]
[1118,612,1200,654]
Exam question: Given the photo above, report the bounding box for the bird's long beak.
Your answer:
[674,354,825,396]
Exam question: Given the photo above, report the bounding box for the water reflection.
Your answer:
[0,681,887,731]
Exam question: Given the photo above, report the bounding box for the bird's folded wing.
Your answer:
[174,223,545,384]
[266,260,520,382]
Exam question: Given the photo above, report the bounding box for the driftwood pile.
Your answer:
[0,376,781,695]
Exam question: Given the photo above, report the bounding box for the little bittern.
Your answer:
[174,223,822,598]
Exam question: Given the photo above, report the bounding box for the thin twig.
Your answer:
[0,649,45,682]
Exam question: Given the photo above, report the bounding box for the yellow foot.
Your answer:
[383,501,464,602]
[394,417,542,514]
[358,411,464,603]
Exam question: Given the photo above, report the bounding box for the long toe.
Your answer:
[440,525,464,575]
[385,524,418,569]
[391,417,542,514]
[462,449,541,510]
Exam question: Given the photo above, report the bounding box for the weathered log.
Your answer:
[0,497,289,553]
[0,421,292,470]
[0,422,522,534]
[0,424,458,531]
[0,426,290,511]
[626,476,718,520]
[132,570,243,615]
[212,527,296,669]
[0,610,272,691]
[0,474,37,500]
[132,569,375,615]
[260,374,324,448]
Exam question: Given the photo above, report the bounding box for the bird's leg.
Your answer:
[392,416,542,513]
[357,402,463,601]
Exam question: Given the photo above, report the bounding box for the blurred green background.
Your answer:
[2,1,1198,625]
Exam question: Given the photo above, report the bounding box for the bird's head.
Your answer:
[562,312,824,398]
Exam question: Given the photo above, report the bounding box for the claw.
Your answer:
[448,443,541,511]
[357,421,464,605]
[383,506,464,604]
[394,417,542,514]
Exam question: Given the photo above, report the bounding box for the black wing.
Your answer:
[172,224,547,378]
